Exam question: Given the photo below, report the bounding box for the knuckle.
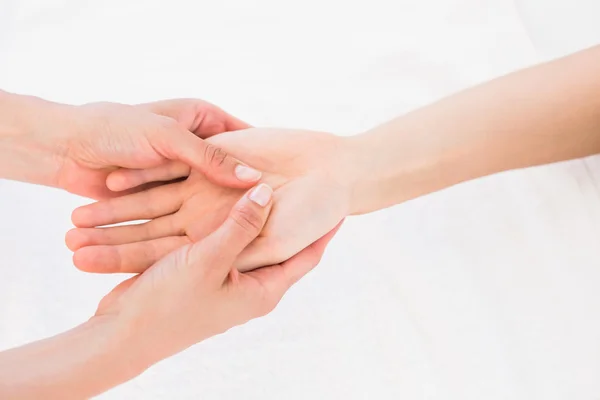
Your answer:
[203,143,228,169]
[230,204,263,236]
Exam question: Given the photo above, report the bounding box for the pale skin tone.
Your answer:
[0,92,263,199]
[0,185,340,399]
[0,94,338,398]
[70,44,600,274]
[2,44,600,398]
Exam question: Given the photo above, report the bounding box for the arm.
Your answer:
[0,185,340,398]
[0,91,260,199]
[0,318,140,399]
[0,91,68,187]
[66,46,600,273]
[349,45,600,214]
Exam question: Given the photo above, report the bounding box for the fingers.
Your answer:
[185,184,273,275]
[106,162,191,192]
[107,99,253,192]
[136,98,252,136]
[72,236,189,273]
[71,183,184,228]
[153,121,262,189]
[139,99,259,189]
[66,215,180,251]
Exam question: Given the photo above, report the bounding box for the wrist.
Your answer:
[0,315,145,399]
[0,91,72,187]
[341,121,452,215]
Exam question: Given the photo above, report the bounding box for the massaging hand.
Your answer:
[9,95,260,199]
[0,186,340,399]
[96,186,340,371]
[67,128,355,272]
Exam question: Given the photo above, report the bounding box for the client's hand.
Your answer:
[67,128,354,272]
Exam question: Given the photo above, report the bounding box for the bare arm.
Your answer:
[0,318,141,399]
[0,91,259,199]
[348,45,600,214]
[63,45,600,274]
[0,185,338,398]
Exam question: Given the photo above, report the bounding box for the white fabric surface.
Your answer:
[1,0,599,399]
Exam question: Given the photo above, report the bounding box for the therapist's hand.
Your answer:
[59,99,262,199]
[97,184,340,372]
[0,92,260,199]
[0,185,340,400]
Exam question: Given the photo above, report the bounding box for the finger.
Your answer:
[71,182,184,228]
[106,162,191,192]
[73,236,189,273]
[185,184,273,276]
[246,220,343,293]
[66,215,180,251]
[154,122,262,189]
[223,113,252,132]
[137,99,252,137]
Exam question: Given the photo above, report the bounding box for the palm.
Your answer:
[67,129,350,272]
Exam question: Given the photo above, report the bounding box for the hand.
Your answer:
[0,186,340,400]
[67,128,355,272]
[0,92,261,199]
[97,185,340,371]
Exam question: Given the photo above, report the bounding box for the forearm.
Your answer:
[0,316,145,399]
[0,91,71,187]
[348,45,600,214]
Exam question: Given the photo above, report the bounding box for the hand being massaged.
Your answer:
[67,128,357,272]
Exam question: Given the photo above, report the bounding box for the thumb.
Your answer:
[137,98,252,136]
[185,184,274,277]
[158,126,262,189]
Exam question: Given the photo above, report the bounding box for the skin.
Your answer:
[0,186,341,399]
[0,93,340,398]
[70,45,600,274]
[67,128,353,272]
[3,43,600,397]
[0,92,262,199]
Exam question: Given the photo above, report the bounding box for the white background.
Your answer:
[1,0,600,399]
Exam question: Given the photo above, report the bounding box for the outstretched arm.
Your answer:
[0,318,140,399]
[70,45,600,273]
[349,44,600,214]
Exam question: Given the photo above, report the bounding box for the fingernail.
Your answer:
[248,183,272,207]
[235,164,262,182]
